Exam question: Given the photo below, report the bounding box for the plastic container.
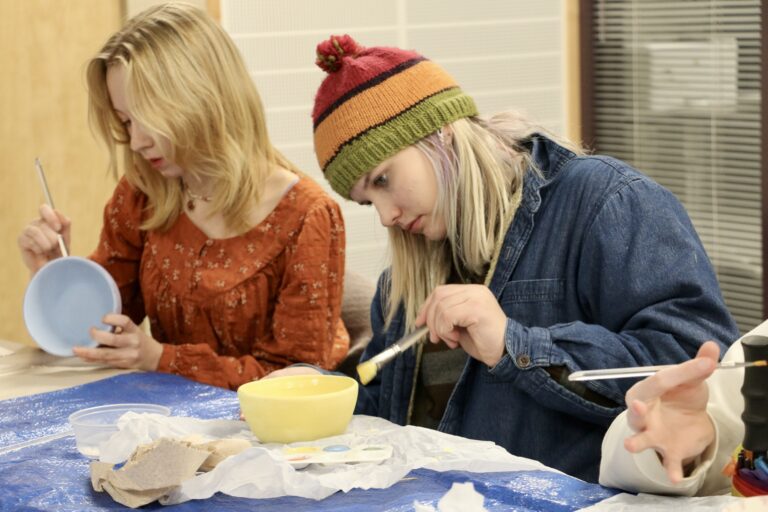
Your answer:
[68,403,171,458]
[23,256,121,357]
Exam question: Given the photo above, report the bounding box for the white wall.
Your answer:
[222,0,566,282]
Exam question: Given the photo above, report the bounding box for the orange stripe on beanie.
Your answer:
[315,60,460,169]
[312,34,478,199]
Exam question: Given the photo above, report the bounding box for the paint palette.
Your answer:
[281,443,393,467]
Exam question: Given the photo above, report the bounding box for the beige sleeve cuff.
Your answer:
[598,410,717,496]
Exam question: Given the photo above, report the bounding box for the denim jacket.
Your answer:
[354,135,739,483]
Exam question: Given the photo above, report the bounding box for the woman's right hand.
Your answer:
[622,341,720,483]
[17,204,71,274]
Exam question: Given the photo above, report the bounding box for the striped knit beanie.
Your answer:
[312,35,478,199]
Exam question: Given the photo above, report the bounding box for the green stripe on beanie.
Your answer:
[325,88,478,199]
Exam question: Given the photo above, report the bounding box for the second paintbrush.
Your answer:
[568,360,768,382]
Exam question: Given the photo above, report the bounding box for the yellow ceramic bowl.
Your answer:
[237,374,358,444]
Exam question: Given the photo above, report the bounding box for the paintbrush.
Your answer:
[568,360,768,382]
[356,326,429,385]
[34,158,69,257]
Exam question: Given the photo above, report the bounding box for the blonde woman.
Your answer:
[17,4,349,390]
[277,35,739,483]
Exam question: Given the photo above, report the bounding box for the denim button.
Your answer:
[516,354,531,368]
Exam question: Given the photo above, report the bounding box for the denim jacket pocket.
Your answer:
[520,367,624,426]
[499,278,566,326]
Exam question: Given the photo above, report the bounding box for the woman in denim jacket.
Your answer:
[280,35,738,483]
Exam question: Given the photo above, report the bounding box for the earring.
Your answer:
[437,128,447,146]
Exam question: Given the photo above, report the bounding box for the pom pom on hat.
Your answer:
[312,35,478,199]
[315,34,363,73]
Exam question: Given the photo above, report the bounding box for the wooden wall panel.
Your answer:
[0,1,122,344]
[563,0,582,145]
[125,0,206,17]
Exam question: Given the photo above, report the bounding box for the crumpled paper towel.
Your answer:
[91,435,253,508]
[91,438,209,508]
[97,414,554,505]
[98,412,253,464]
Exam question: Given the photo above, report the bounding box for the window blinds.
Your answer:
[591,0,763,333]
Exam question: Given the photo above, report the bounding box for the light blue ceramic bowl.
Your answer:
[23,256,121,357]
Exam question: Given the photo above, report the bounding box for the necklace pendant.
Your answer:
[186,198,195,211]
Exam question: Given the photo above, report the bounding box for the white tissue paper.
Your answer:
[414,482,488,512]
[98,414,554,504]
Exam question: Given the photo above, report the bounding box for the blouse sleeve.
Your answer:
[156,198,349,390]
[272,199,348,367]
[88,177,147,326]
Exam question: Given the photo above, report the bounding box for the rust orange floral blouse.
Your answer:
[90,175,349,390]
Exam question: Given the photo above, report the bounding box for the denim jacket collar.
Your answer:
[486,135,577,298]
[520,134,578,213]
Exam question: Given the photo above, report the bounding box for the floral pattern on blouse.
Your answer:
[90,175,349,390]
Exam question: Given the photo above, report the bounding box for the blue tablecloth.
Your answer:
[0,373,618,511]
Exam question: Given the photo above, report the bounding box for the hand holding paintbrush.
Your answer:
[610,340,766,485]
[18,158,72,273]
[356,284,508,385]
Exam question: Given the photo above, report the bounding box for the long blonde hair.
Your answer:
[86,2,297,232]
[384,112,581,331]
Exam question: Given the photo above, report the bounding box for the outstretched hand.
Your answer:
[623,341,720,483]
[73,314,163,371]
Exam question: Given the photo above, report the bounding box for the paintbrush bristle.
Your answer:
[356,360,377,386]
[754,360,768,367]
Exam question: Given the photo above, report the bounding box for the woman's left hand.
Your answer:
[416,284,507,367]
[73,314,164,371]
[622,341,719,483]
